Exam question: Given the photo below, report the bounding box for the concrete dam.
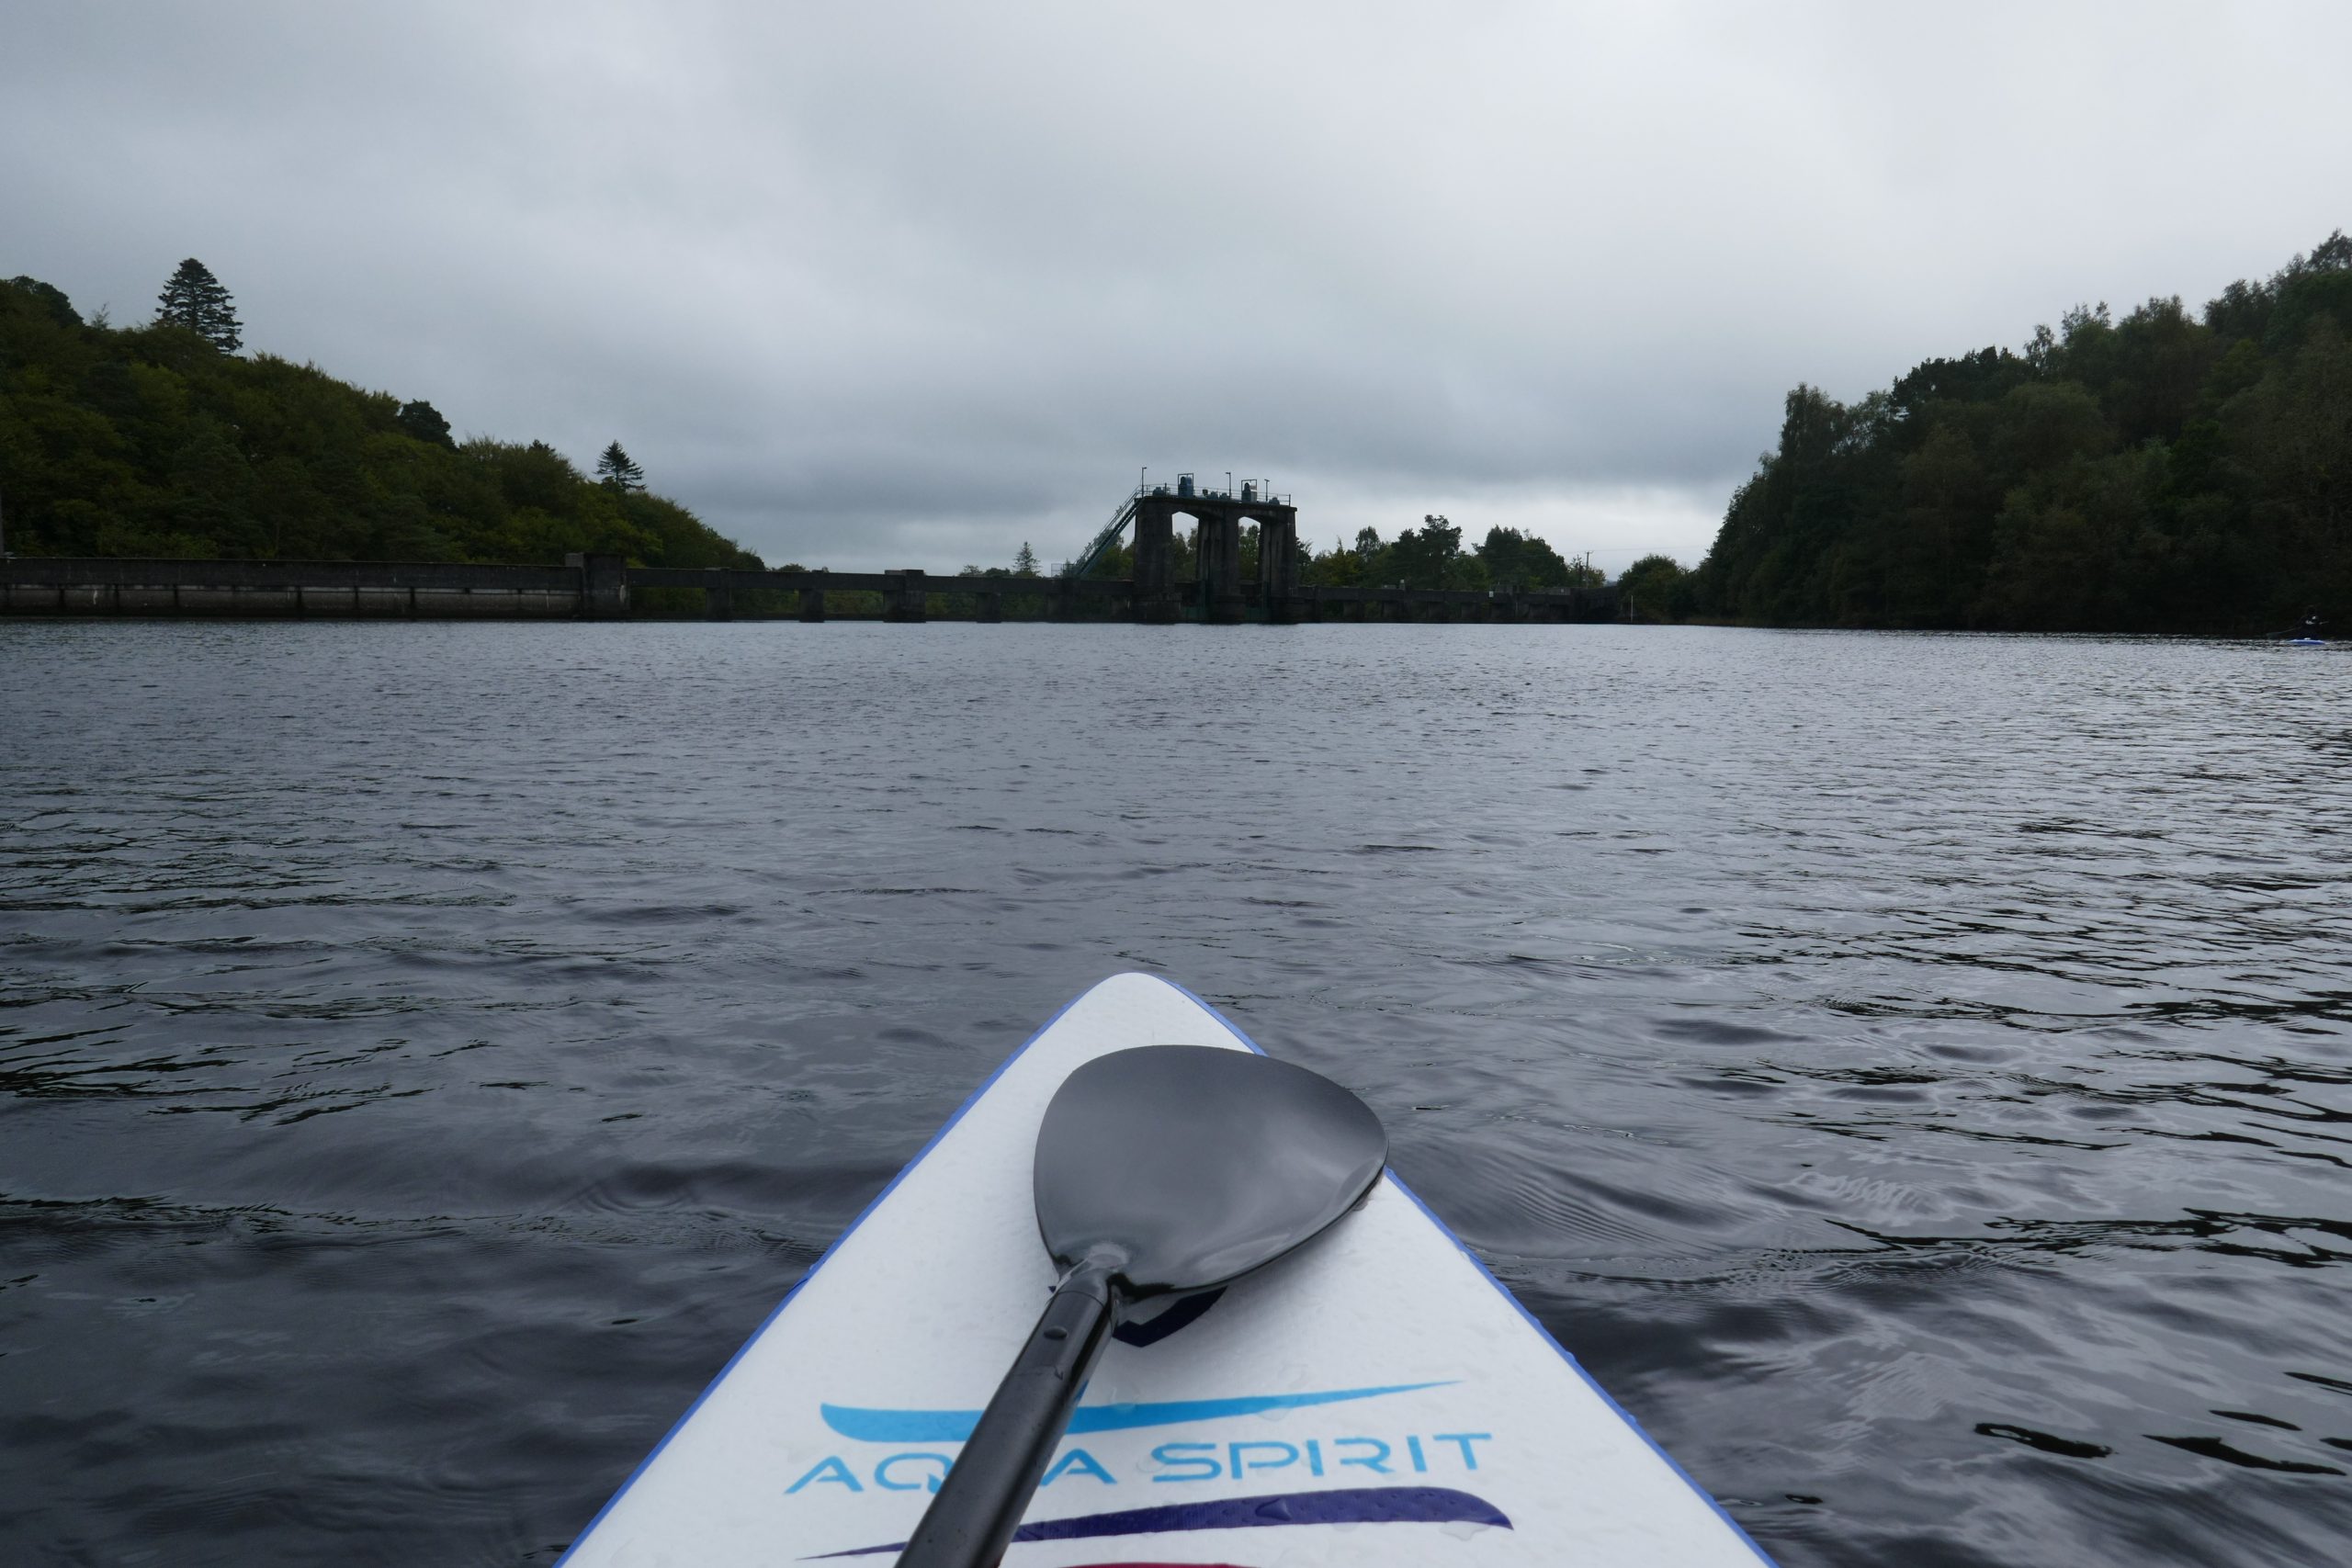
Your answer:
[0,479,1619,624]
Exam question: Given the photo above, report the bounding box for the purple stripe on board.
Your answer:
[806,1485,1511,1558]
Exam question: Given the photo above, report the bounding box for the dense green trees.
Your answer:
[1009,513,1600,598]
[0,274,761,570]
[394,400,454,448]
[1617,553,1696,621]
[1686,232,2352,633]
[1299,516,1598,592]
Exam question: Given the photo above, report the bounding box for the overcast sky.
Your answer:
[6,3,2347,572]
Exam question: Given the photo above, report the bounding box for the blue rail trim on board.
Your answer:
[552,986,1098,1565]
[806,1484,1514,1558]
[821,1380,1453,1442]
[1165,977,1782,1568]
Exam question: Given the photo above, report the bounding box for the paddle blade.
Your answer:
[1034,1044,1386,1298]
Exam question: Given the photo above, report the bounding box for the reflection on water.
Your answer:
[2,622,2348,1566]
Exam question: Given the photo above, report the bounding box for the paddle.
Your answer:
[897,1043,1387,1568]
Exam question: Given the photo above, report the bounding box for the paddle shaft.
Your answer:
[897,1259,1121,1568]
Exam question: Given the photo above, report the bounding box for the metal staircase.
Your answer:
[1063,492,1139,579]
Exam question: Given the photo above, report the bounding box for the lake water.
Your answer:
[3,620,2348,1567]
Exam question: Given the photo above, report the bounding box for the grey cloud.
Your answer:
[6,1,2348,570]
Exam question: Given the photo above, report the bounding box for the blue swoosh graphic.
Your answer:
[806,1484,1512,1558]
[821,1381,1453,1443]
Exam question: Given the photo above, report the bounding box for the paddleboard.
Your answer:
[558,973,1773,1566]
[2288,637,2327,647]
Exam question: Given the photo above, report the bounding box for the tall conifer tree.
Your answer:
[595,441,646,492]
[154,258,242,353]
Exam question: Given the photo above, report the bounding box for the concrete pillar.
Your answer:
[1197,513,1243,625]
[885,570,927,623]
[977,586,1002,623]
[1254,510,1299,625]
[576,553,628,619]
[1132,500,1179,624]
[798,573,827,622]
[706,570,734,621]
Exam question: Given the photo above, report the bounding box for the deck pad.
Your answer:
[560,973,1770,1566]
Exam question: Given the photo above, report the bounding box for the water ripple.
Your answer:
[2,621,2349,1565]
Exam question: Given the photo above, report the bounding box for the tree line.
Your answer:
[0,262,761,571]
[1634,231,2352,634]
[1301,515,1600,592]
[1069,513,1601,592]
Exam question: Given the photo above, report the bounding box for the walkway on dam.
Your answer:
[0,554,1618,624]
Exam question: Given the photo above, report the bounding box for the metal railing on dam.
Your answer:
[0,554,1619,625]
